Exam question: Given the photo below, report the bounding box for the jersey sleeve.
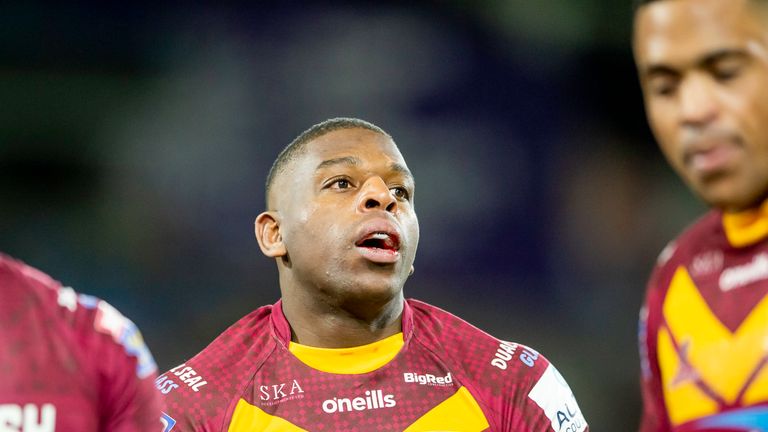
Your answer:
[76,296,163,432]
[492,345,589,432]
[638,266,672,432]
[156,359,219,432]
[155,309,274,432]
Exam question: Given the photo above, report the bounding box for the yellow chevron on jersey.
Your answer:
[227,386,489,432]
[658,266,768,425]
[403,386,489,431]
[228,399,308,431]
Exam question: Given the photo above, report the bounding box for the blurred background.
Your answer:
[0,1,706,429]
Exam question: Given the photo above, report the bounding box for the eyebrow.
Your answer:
[316,156,361,171]
[642,48,749,78]
[315,156,414,183]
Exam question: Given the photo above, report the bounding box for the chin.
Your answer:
[342,279,403,302]
[691,173,761,211]
[698,188,761,212]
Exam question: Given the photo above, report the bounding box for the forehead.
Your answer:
[634,0,760,66]
[300,128,407,171]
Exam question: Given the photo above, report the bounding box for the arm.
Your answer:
[517,357,589,432]
[477,342,589,432]
[638,285,671,432]
[84,299,163,432]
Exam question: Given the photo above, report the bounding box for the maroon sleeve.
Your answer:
[77,298,163,432]
[156,307,276,432]
[488,345,588,432]
[639,260,672,432]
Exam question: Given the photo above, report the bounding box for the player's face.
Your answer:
[274,128,418,302]
[634,0,768,211]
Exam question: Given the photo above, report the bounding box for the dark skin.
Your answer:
[634,0,768,212]
[255,128,419,348]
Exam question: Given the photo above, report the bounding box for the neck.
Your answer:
[280,284,405,348]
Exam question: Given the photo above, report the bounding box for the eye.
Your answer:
[706,54,748,83]
[334,179,350,189]
[391,186,410,200]
[712,64,742,82]
[325,177,354,190]
[648,76,678,97]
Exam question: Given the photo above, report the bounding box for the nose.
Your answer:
[678,74,719,128]
[357,176,397,214]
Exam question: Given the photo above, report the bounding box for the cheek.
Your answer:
[404,215,420,250]
[648,105,683,164]
[742,95,768,146]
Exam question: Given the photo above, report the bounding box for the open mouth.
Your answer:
[354,230,401,264]
[355,232,400,252]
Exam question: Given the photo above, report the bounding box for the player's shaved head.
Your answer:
[635,0,768,10]
[265,117,391,209]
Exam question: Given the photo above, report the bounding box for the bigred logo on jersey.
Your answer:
[403,372,453,386]
[0,404,55,432]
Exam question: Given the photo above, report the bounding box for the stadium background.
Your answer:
[0,2,705,429]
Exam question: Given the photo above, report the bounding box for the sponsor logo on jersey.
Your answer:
[490,341,539,370]
[658,241,677,266]
[403,372,453,386]
[691,250,724,277]
[719,252,768,292]
[638,306,651,379]
[528,365,587,432]
[167,364,208,392]
[0,404,56,432]
[258,379,305,406]
[160,412,177,432]
[90,299,157,379]
[155,375,180,394]
[56,286,77,312]
[693,406,768,431]
[321,389,396,414]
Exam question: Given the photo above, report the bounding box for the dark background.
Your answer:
[0,2,706,429]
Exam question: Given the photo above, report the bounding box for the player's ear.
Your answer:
[255,211,286,258]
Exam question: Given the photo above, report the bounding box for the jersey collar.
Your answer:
[722,198,768,248]
[269,299,413,374]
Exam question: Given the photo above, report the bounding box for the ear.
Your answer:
[255,211,287,258]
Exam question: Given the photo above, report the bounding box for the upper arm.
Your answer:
[81,299,162,432]
[638,279,671,432]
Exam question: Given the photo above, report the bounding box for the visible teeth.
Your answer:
[371,233,389,240]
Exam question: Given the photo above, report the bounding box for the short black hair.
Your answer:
[265,117,391,207]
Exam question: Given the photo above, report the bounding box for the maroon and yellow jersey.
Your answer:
[158,299,588,431]
[0,253,161,432]
[639,199,768,431]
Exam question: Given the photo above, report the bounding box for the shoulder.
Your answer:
[0,253,157,378]
[647,210,721,292]
[0,253,62,307]
[159,304,278,430]
[407,298,542,375]
[0,254,162,430]
[655,210,720,268]
[407,299,587,430]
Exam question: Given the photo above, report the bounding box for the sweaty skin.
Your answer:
[256,128,419,348]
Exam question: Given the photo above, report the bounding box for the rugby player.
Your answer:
[157,118,588,431]
[633,0,768,429]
